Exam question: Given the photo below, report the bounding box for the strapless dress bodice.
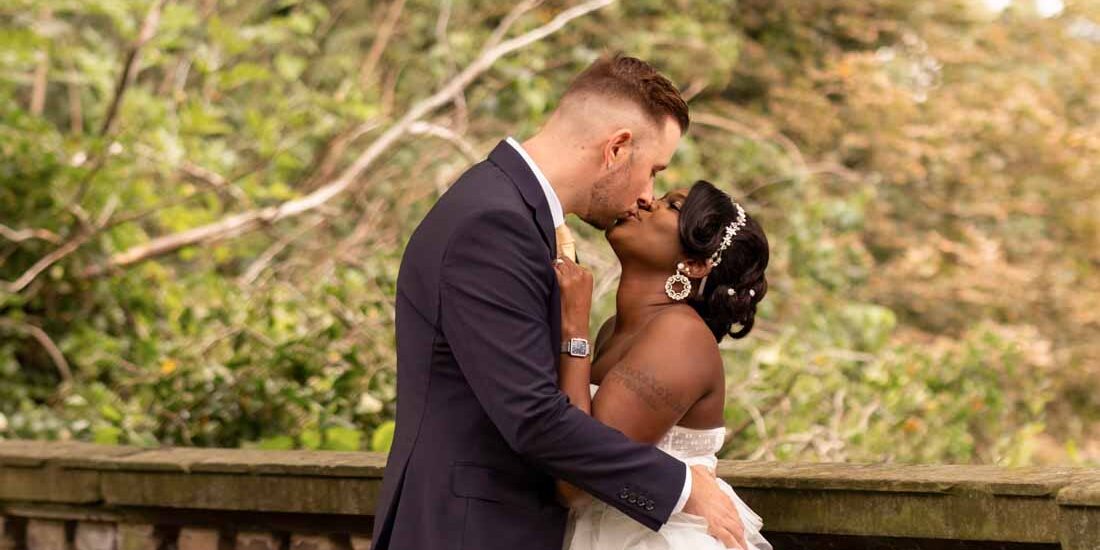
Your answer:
[569,385,770,550]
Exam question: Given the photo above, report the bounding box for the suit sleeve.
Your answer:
[439,208,686,530]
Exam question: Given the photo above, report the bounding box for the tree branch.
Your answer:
[435,0,468,133]
[302,120,382,191]
[0,320,72,384]
[238,215,327,286]
[681,78,707,103]
[720,372,802,457]
[65,56,83,134]
[483,0,544,54]
[180,161,250,204]
[28,65,49,106]
[0,223,61,244]
[408,121,478,161]
[3,197,117,293]
[693,111,807,170]
[80,0,616,279]
[100,0,170,136]
[358,0,406,90]
[29,8,51,115]
[64,0,170,211]
[308,197,387,280]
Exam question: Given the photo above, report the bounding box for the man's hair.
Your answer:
[562,53,689,133]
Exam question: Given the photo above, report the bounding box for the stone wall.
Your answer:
[1,441,1098,549]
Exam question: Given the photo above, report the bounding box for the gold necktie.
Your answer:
[555,224,577,263]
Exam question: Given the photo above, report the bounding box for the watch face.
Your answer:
[570,339,589,357]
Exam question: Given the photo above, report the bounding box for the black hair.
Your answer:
[678,180,770,342]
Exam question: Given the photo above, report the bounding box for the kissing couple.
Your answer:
[373,54,772,550]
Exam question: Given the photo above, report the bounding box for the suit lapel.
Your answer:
[488,140,562,365]
[487,141,557,256]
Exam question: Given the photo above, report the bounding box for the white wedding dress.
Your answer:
[563,385,772,550]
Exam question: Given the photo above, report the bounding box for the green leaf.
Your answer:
[93,426,122,445]
[275,53,306,80]
[257,435,295,450]
[300,429,322,450]
[323,426,361,451]
[370,421,395,453]
[99,404,122,423]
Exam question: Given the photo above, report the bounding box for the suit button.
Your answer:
[619,490,629,500]
[627,495,637,504]
[646,503,655,511]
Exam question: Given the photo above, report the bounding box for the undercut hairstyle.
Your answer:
[679,181,770,342]
[562,53,690,133]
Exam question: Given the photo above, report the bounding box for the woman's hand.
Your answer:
[553,255,596,508]
[553,256,593,337]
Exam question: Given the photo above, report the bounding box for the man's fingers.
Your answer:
[704,504,745,550]
[706,511,743,550]
[719,516,747,550]
[708,524,740,550]
[719,507,744,530]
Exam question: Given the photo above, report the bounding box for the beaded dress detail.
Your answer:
[656,425,726,471]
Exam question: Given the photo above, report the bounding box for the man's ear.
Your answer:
[682,258,713,279]
[604,129,633,169]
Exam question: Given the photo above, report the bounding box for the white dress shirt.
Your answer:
[504,136,694,516]
[506,137,565,228]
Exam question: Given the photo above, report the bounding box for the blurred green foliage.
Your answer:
[1,0,1097,466]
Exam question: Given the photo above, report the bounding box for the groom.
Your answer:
[372,54,747,550]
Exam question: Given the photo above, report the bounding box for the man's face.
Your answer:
[583,117,682,230]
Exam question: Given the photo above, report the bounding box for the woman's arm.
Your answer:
[558,353,592,414]
[592,309,721,445]
[554,256,593,415]
[553,256,595,507]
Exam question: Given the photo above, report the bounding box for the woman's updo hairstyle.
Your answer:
[677,180,769,342]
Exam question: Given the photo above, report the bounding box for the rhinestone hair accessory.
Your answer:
[708,202,747,267]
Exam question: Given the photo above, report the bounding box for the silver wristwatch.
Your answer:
[561,338,591,358]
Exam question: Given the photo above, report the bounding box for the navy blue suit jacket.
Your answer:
[371,141,686,550]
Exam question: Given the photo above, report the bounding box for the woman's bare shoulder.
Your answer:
[644,306,719,354]
[618,307,722,393]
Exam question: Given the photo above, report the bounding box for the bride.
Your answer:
[552,180,772,550]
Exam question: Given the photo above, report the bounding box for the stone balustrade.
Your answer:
[1,440,1098,549]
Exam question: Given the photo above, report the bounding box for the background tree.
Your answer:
[1,0,1097,465]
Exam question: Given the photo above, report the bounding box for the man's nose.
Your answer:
[637,195,654,211]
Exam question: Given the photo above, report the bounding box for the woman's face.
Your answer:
[606,187,690,271]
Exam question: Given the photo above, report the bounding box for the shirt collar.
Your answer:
[506,136,565,228]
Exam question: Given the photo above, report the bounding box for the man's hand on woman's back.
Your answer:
[683,464,747,550]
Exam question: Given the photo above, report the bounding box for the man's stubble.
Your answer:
[580,152,635,231]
